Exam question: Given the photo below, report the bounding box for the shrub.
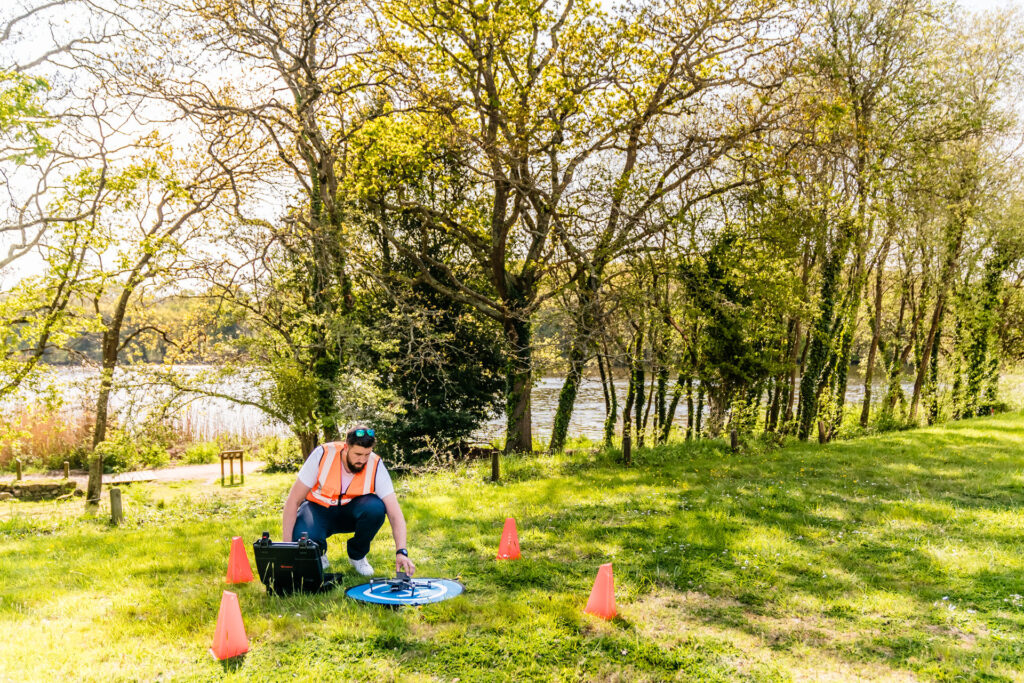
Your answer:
[873,409,911,434]
[359,266,506,467]
[974,400,1009,417]
[93,430,169,473]
[259,435,303,473]
[182,441,220,464]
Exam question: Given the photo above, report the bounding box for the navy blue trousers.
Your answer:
[293,494,387,560]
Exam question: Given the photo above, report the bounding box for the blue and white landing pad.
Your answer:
[346,573,464,606]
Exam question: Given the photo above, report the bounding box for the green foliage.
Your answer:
[0,71,52,162]
[182,441,220,465]
[93,430,169,473]
[258,435,303,473]
[360,273,506,466]
[677,230,795,433]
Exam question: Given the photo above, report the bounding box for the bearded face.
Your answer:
[345,444,372,473]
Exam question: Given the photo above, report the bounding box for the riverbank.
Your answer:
[2,410,1022,680]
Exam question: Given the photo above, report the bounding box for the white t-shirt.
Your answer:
[297,445,395,501]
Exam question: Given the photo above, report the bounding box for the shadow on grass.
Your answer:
[219,654,246,672]
[1,413,1022,679]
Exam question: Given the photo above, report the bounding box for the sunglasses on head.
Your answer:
[354,428,375,438]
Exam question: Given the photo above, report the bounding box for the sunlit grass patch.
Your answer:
[2,412,1024,680]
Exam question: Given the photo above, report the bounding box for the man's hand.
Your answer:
[396,553,416,575]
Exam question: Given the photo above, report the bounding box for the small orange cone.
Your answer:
[584,563,617,619]
[496,517,521,560]
[225,536,254,583]
[210,590,249,660]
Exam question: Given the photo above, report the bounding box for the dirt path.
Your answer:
[5,461,267,487]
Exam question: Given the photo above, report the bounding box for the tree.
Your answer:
[368,0,796,452]
[794,0,949,439]
[73,141,243,508]
[1,1,128,405]
[545,0,797,451]
[114,0,382,445]
[905,8,1023,422]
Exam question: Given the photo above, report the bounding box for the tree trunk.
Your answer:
[860,240,890,426]
[767,377,782,432]
[792,322,811,426]
[926,317,942,425]
[784,323,804,426]
[308,177,351,442]
[313,352,342,441]
[704,383,730,438]
[598,351,617,449]
[631,328,645,448]
[830,306,858,436]
[91,339,118,448]
[654,337,668,440]
[695,384,704,437]
[909,294,947,422]
[550,340,587,452]
[641,364,655,444]
[799,221,855,440]
[831,240,871,435]
[660,374,683,444]
[87,327,120,510]
[622,357,636,450]
[297,430,319,460]
[950,313,965,419]
[550,276,600,452]
[910,221,966,421]
[504,315,533,453]
[685,378,694,440]
[965,252,1007,415]
[882,281,910,415]
[784,243,812,429]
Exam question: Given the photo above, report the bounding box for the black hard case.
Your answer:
[252,532,340,596]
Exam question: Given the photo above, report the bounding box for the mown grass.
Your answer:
[1,413,1023,681]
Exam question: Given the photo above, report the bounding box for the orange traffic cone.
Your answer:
[225,536,254,583]
[496,517,521,560]
[584,563,617,619]
[210,590,249,660]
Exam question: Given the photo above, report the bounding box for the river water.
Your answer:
[38,367,910,445]
[472,374,911,443]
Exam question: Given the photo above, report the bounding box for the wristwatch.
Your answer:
[395,548,409,557]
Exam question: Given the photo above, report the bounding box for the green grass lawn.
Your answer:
[2,414,1023,682]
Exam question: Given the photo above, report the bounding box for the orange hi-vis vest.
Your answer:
[306,442,381,508]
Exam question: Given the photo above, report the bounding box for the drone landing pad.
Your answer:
[345,576,464,606]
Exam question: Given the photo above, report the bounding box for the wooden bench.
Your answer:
[219,449,245,486]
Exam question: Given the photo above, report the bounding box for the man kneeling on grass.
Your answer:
[282,425,416,577]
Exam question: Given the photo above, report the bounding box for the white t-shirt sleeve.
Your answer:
[374,460,395,498]
[297,445,324,488]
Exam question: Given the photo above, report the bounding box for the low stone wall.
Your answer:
[0,480,80,501]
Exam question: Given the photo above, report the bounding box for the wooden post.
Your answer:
[730,429,739,452]
[622,430,632,467]
[63,461,70,479]
[817,420,827,444]
[220,454,225,487]
[491,450,500,482]
[110,487,123,525]
[15,459,22,481]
